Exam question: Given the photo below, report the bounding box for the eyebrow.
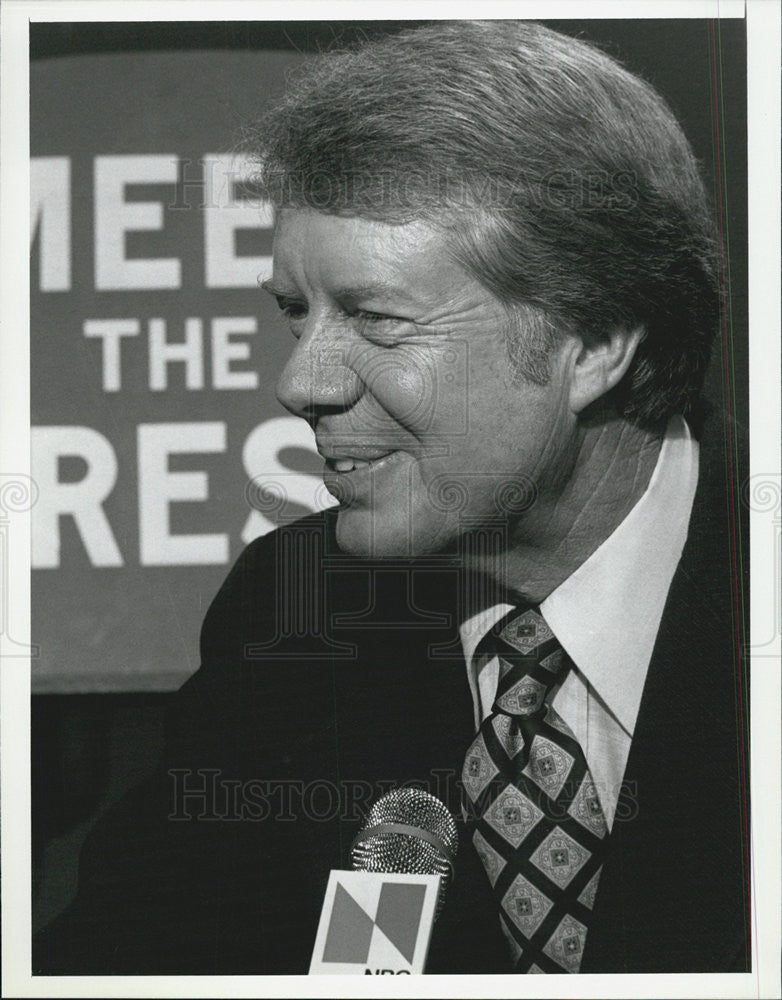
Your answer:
[260,280,295,298]
[260,280,418,305]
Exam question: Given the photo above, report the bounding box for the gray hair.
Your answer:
[248,20,721,427]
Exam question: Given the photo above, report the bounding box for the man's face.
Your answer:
[269,209,579,558]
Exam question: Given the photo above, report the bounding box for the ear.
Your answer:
[567,324,645,415]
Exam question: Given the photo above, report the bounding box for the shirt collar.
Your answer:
[460,415,699,735]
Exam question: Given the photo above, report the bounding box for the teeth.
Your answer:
[332,457,373,472]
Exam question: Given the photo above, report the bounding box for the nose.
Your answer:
[275,322,363,420]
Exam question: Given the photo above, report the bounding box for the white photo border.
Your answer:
[2,1,778,997]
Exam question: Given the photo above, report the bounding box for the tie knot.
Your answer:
[483,607,567,716]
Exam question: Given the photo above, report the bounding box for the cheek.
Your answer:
[408,447,500,531]
[427,377,572,509]
[354,345,463,433]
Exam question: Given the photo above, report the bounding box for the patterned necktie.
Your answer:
[461,607,608,973]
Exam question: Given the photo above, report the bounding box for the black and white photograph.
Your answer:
[1,1,779,996]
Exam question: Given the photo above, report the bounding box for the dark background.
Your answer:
[31,17,748,932]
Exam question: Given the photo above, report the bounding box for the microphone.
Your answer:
[309,788,459,974]
[350,788,458,915]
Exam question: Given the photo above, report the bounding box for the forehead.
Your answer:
[271,208,465,301]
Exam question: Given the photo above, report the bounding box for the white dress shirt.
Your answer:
[459,416,699,830]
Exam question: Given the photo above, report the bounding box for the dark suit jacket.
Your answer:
[34,409,750,975]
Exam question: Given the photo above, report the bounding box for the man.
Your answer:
[35,21,749,975]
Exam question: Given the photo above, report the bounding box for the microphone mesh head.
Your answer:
[350,788,458,914]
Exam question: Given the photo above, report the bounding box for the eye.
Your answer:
[274,296,308,326]
[354,309,404,343]
[356,309,390,325]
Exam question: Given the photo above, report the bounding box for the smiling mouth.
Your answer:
[325,453,396,473]
[322,451,400,505]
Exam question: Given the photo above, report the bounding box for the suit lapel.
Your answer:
[582,413,750,972]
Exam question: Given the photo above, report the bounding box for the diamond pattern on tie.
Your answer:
[529,826,590,889]
[501,874,553,938]
[484,785,544,848]
[491,713,525,756]
[539,648,565,673]
[577,866,602,910]
[500,923,524,964]
[496,675,548,715]
[522,734,574,798]
[568,774,608,839]
[472,829,506,887]
[462,606,610,975]
[462,732,499,802]
[543,914,588,973]
[500,609,553,652]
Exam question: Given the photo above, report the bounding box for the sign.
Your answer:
[30,48,337,691]
[309,871,440,975]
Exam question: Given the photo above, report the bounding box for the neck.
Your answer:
[462,411,665,608]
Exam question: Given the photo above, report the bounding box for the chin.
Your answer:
[334,506,456,559]
[334,507,406,558]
